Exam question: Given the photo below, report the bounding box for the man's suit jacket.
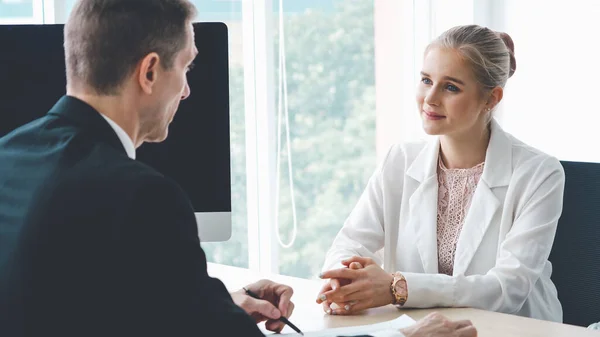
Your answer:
[0,96,264,336]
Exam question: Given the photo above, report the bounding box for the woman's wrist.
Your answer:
[390,272,408,306]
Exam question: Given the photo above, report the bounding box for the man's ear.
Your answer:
[138,52,161,95]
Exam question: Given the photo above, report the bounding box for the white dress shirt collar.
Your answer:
[99,113,136,160]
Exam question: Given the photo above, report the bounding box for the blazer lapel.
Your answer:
[452,180,501,275]
[406,138,440,274]
[452,119,512,275]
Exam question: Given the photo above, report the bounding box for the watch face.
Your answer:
[395,280,406,295]
[393,274,408,305]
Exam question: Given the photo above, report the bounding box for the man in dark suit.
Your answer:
[0,1,475,337]
[0,1,291,336]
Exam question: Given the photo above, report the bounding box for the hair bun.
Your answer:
[497,31,516,78]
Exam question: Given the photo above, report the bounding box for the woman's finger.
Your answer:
[327,288,371,305]
[341,256,374,267]
[330,278,341,290]
[322,300,333,314]
[316,281,333,304]
[320,281,366,303]
[349,262,364,270]
[319,267,360,280]
[330,300,358,312]
[319,285,358,303]
[330,299,371,315]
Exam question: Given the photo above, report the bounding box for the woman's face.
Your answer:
[416,46,490,137]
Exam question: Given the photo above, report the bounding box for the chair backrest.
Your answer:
[549,161,600,327]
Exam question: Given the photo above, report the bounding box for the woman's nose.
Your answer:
[424,87,440,106]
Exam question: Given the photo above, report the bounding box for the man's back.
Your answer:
[0,96,262,336]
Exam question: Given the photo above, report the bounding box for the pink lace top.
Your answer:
[436,158,484,276]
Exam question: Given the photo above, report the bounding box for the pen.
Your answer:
[243,287,304,336]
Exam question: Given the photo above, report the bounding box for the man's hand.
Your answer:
[230,279,295,333]
[400,312,477,337]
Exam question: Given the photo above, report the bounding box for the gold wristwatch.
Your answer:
[390,272,408,306]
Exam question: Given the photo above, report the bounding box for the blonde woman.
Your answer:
[317,25,564,322]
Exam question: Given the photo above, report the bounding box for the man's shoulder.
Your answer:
[53,156,193,225]
[68,153,172,194]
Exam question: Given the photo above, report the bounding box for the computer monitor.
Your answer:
[0,23,232,242]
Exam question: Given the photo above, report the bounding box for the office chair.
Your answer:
[548,161,600,327]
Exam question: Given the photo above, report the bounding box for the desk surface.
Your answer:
[207,263,600,337]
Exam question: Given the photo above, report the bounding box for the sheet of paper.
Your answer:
[282,314,416,337]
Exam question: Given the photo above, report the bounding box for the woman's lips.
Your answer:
[423,110,446,120]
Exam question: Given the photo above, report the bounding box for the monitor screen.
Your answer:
[0,23,232,242]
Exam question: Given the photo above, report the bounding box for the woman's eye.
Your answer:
[421,77,432,85]
[446,84,460,92]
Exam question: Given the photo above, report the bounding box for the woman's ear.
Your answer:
[486,86,504,110]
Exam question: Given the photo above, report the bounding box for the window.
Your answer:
[0,0,44,24]
[272,0,376,278]
[496,0,600,163]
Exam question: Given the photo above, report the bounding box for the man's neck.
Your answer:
[67,89,140,147]
[439,124,490,169]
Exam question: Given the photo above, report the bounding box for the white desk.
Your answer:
[207,263,600,337]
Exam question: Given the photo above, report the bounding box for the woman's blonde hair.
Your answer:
[427,25,516,92]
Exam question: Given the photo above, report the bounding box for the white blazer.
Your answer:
[322,120,564,322]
